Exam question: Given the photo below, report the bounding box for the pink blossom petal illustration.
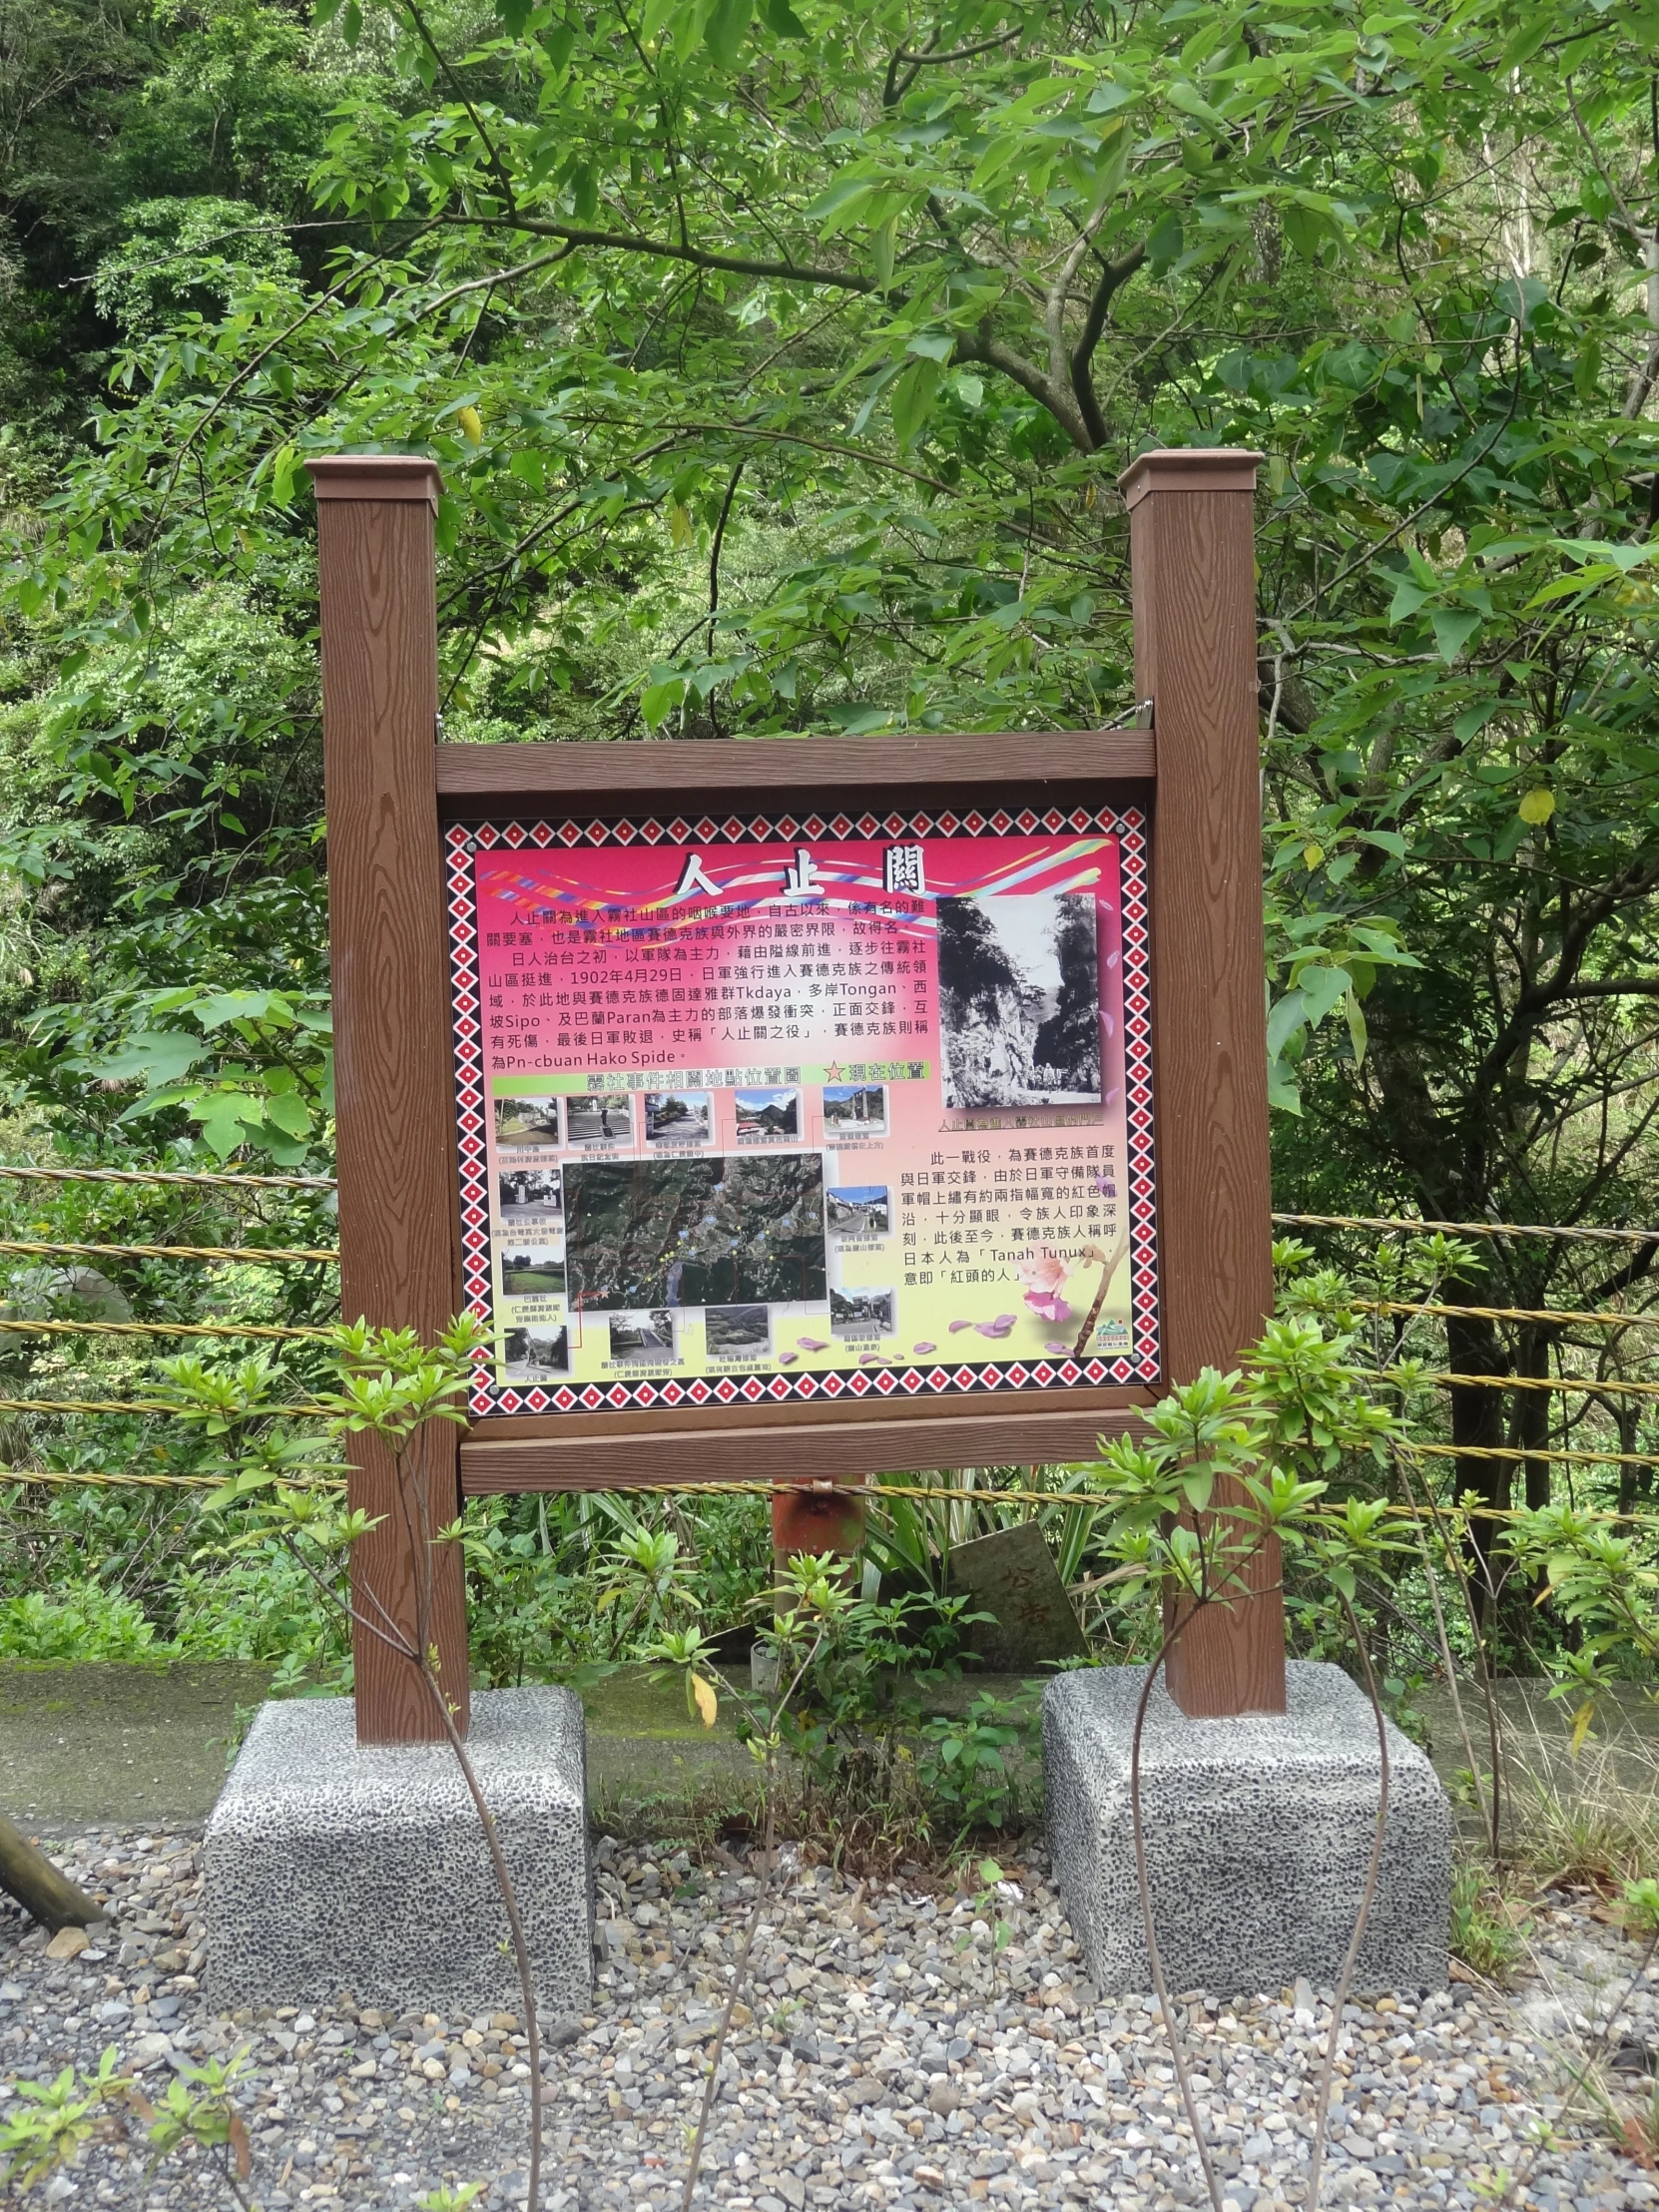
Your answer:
[1044,1340,1070,1355]
[858,1353,884,1366]
[796,1337,829,1352]
[779,1352,799,1366]
[973,1315,1016,1339]
[1015,1250,1068,1297]
[913,1342,936,1355]
[1023,1290,1072,1324]
[948,1319,974,1333]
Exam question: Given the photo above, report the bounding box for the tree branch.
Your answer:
[1045,208,1107,391]
[455,214,878,294]
[883,25,1019,109]
[396,0,519,219]
[707,460,744,655]
[1552,977,1659,999]
[952,323,1090,450]
[1068,244,1147,449]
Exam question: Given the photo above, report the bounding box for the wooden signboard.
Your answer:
[307,448,1279,1746]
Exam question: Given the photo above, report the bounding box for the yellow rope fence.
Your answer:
[1275,1210,1659,1248]
[0,1237,337,1266]
[0,1174,1652,1472]
[0,1164,335,1194]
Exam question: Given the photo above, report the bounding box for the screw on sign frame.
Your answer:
[307,446,1275,1746]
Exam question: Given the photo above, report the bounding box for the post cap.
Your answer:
[1117,447,1263,507]
[305,454,444,510]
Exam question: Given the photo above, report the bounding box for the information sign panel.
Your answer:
[446,806,1159,1420]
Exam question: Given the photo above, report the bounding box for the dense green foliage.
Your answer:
[1,0,1657,1690]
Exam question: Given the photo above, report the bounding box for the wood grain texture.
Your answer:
[460,1407,1153,1494]
[309,457,470,1746]
[1125,448,1284,1719]
[435,727,1152,805]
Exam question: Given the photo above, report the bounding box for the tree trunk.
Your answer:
[1443,1294,1510,1622]
[0,1814,101,1931]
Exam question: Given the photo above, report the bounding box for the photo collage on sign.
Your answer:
[466,820,1151,1402]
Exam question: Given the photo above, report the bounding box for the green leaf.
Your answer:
[198,1093,257,1160]
[1344,989,1369,1066]
[194,990,288,1031]
[890,356,940,451]
[705,0,754,69]
[1429,608,1481,664]
[262,1092,313,1140]
[98,1032,211,1085]
[1387,576,1431,624]
[1179,1466,1215,1512]
[640,680,684,729]
[1266,988,1307,1060]
[1146,211,1183,273]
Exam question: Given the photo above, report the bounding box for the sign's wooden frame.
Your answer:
[307,447,1279,1746]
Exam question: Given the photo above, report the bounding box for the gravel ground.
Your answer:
[2,1826,1656,2211]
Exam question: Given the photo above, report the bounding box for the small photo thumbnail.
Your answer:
[494,1094,561,1147]
[498,1167,563,1226]
[937,888,1102,1110]
[645,1090,713,1145]
[499,1325,569,1382]
[566,1093,633,1145]
[827,1184,889,1239]
[609,1309,676,1364]
[735,1087,799,1140]
[830,1286,894,1338]
[705,1304,771,1361]
[823,1082,886,1134]
[499,1246,566,1299]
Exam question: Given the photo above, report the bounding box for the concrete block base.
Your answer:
[205,1687,591,2015]
[1044,1660,1449,1996]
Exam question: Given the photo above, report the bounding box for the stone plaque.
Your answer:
[949,1521,1088,1671]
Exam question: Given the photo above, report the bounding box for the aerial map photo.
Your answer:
[563,1153,827,1311]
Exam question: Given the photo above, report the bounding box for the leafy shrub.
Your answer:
[918,1689,1043,1836]
[0,1583,158,1663]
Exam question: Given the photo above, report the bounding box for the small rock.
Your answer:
[43,1926,89,1960]
[928,2081,960,2115]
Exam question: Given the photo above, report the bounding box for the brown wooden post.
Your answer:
[772,1484,867,1579]
[308,454,470,1746]
[1121,448,1284,1718]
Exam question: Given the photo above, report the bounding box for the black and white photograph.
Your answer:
[494,1093,561,1147]
[936,889,1101,1109]
[498,1324,569,1382]
[734,1087,799,1140]
[822,1082,886,1134]
[608,1309,676,1365]
[826,1185,889,1239]
[830,1286,895,1338]
[645,1090,713,1145]
[564,1154,827,1310]
[498,1246,566,1300]
[566,1093,633,1145]
[704,1304,771,1362]
[497,1167,563,1226]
